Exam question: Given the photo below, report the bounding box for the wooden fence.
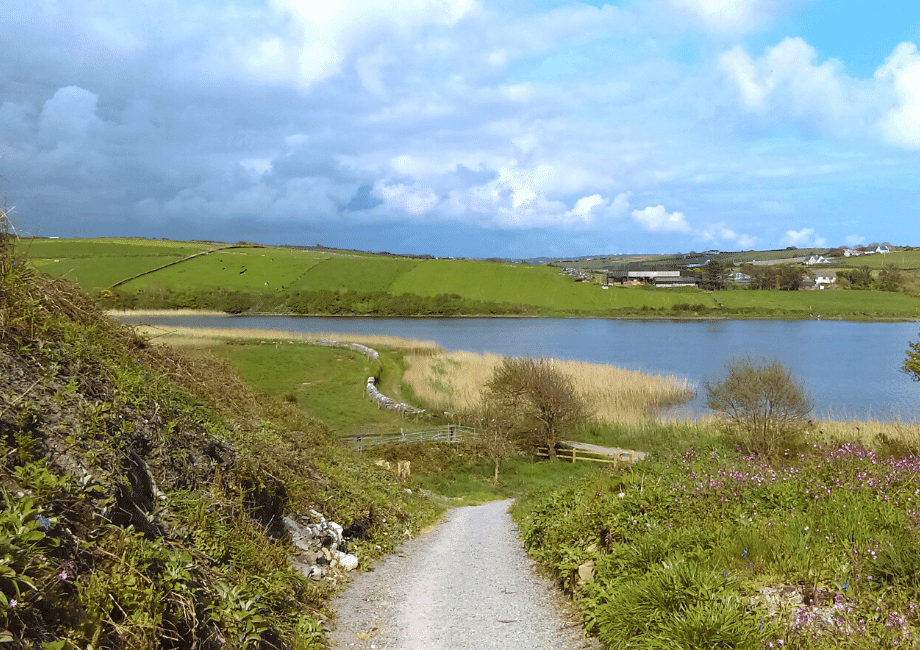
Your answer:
[536,446,641,465]
[342,425,477,452]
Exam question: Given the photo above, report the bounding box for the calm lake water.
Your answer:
[121,315,920,423]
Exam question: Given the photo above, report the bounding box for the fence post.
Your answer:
[401,428,405,441]
[356,436,362,454]
[572,448,577,464]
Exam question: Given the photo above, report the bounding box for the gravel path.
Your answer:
[326,499,601,650]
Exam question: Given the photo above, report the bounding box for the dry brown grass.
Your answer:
[133,324,441,352]
[403,351,696,427]
[805,418,920,453]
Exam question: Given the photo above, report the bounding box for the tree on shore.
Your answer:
[483,357,587,461]
[904,332,920,382]
[705,358,812,459]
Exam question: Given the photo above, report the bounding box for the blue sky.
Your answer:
[1,0,919,257]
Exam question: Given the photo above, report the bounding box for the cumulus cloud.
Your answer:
[783,227,826,248]
[237,0,480,90]
[631,205,691,233]
[699,223,757,249]
[719,37,875,136]
[876,42,920,148]
[668,0,804,33]
[375,182,440,216]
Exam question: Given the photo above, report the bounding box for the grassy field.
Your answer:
[19,238,213,291]
[17,238,920,320]
[835,249,920,270]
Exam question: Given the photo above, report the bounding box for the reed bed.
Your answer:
[133,324,441,352]
[403,351,696,426]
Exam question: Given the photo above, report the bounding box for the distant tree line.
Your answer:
[738,263,804,291]
[101,287,531,316]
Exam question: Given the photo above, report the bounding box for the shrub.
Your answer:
[704,358,812,459]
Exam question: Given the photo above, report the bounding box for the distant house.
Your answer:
[804,255,831,266]
[876,245,891,254]
[841,248,865,257]
[728,271,752,284]
[813,270,837,289]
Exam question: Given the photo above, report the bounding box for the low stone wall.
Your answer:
[366,376,426,415]
[309,338,424,415]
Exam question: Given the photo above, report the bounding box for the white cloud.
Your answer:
[375,182,439,216]
[720,37,874,136]
[37,86,103,147]
[238,0,481,90]
[876,42,920,148]
[668,0,804,33]
[631,205,690,233]
[699,223,757,249]
[783,227,826,247]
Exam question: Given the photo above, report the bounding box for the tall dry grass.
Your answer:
[133,324,441,352]
[403,351,696,427]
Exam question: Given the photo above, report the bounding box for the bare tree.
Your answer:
[483,357,587,460]
[705,358,812,459]
[469,402,517,482]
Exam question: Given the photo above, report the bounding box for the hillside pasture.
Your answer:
[290,254,422,293]
[18,238,212,291]
[118,246,324,291]
[834,249,920,270]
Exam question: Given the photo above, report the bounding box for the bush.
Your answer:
[704,358,812,459]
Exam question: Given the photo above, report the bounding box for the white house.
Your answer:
[813,270,837,289]
[805,255,831,265]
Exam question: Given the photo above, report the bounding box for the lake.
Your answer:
[120,315,920,423]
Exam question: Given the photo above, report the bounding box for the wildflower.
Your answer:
[57,571,68,581]
[33,515,52,531]
[742,549,748,557]
[8,599,17,608]
[748,562,754,569]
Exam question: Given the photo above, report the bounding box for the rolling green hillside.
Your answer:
[15,238,920,320]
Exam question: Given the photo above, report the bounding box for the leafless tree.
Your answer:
[483,356,587,461]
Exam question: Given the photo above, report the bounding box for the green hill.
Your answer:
[15,238,920,320]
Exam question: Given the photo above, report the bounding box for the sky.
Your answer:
[2,0,920,258]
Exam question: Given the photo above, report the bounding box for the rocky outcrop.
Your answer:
[285,510,360,582]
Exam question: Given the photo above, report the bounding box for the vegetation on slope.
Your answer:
[23,238,920,320]
[0,233,441,648]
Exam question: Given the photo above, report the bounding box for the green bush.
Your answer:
[704,358,812,460]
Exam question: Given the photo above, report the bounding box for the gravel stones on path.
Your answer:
[327,499,601,650]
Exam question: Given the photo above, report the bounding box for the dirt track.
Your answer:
[326,499,601,650]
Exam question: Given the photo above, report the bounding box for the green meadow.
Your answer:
[16,238,920,320]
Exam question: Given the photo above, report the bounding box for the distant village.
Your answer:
[556,244,903,291]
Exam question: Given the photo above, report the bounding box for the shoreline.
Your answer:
[111,309,920,323]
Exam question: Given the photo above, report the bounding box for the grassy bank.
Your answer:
[0,239,444,648]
